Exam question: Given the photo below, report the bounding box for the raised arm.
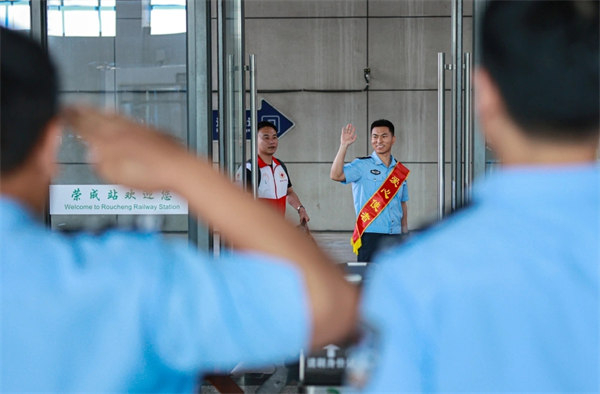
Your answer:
[330,123,356,182]
[63,106,358,350]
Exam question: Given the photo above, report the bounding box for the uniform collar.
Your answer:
[370,151,397,168]
[257,156,280,168]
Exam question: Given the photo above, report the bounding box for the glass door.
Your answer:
[214,0,247,252]
[38,0,212,250]
[217,0,246,181]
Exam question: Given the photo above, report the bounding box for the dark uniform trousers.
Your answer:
[358,232,406,262]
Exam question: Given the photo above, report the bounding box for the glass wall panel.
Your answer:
[47,0,115,37]
[150,0,185,35]
[48,0,190,237]
[0,0,30,31]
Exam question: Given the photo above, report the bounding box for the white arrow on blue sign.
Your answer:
[212,99,295,140]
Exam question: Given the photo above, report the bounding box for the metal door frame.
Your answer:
[437,0,487,218]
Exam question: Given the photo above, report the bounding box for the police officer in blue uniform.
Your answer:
[330,119,409,262]
[354,1,600,392]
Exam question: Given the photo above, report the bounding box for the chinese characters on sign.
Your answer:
[49,185,188,215]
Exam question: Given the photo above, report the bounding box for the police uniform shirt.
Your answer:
[0,197,309,392]
[360,164,600,392]
[342,151,409,234]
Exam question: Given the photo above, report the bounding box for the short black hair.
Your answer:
[1,27,59,174]
[257,121,277,133]
[481,1,599,141]
[370,119,395,136]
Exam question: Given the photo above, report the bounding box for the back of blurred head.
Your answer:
[478,0,599,158]
[1,27,59,174]
[1,27,60,210]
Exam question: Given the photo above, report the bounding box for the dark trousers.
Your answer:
[357,232,405,262]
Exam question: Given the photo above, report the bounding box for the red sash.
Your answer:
[351,162,410,255]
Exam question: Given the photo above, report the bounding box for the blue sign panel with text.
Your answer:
[212,99,295,140]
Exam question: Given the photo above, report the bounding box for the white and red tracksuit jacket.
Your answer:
[237,156,292,214]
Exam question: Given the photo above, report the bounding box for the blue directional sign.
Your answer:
[212,99,295,140]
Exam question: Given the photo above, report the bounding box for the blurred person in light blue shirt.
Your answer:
[0,26,358,392]
[351,1,600,392]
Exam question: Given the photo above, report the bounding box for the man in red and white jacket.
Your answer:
[237,121,310,224]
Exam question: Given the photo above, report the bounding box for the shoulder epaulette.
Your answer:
[357,156,371,160]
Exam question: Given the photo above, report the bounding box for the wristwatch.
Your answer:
[297,205,304,212]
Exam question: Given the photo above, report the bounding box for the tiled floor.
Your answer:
[310,231,355,264]
[211,231,356,264]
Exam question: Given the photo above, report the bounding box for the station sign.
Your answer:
[49,185,188,215]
